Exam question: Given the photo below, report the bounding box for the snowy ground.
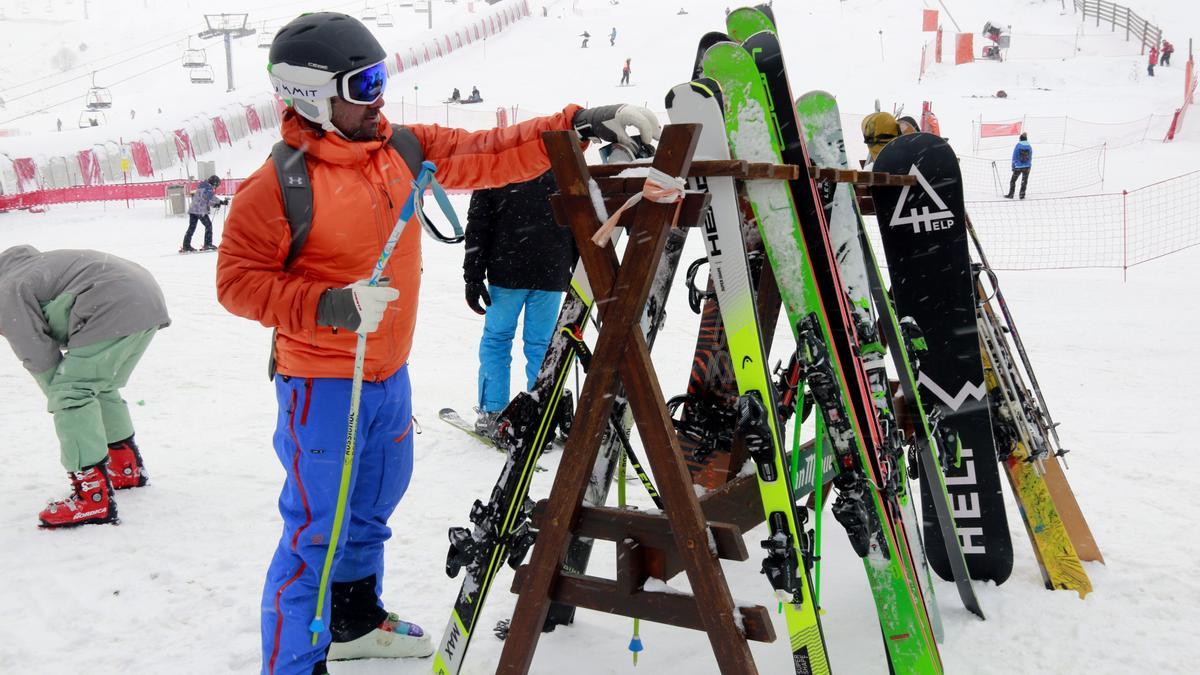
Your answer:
[1,199,1197,673]
[2,0,1200,673]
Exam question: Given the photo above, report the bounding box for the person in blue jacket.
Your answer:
[181,175,228,252]
[1006,133,1033,199]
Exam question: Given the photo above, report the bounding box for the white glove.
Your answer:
[317,279,400,335]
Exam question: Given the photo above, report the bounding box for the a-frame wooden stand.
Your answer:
[493,125,928,674]
[497,125,770,674]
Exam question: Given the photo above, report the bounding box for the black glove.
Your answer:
[572,104,661,149]
[466,281,491,315]
[221,199,230,206]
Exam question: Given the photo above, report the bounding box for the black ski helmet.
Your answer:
[268,13,388,132]
[207,175,221,187]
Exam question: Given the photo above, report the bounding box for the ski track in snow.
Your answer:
[2,0,1200,672]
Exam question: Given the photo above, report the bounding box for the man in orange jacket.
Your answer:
[215,12,659,675]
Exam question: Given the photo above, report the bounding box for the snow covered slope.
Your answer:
[1,1,1198,674]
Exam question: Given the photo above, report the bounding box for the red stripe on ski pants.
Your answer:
[260,368,414,674]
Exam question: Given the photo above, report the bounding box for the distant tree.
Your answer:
[50,47,78,73]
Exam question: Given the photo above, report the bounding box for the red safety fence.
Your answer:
[246,105,262,134]
[211,117,231,147]
[1165,53,1197,141]
[174,130,193,160]
[962,170,1200,275]
[980,121,1024,138]
[393,0,530,73]
[919,25,944,82]
[13,157,40,191]
[78,150,101,186]
[922,9,938,32]
[1,3,530,203]
[0,178,246,212]
[0,175,476,213]
[956,33,975,65]
[129,141,154,178]
[973,113,1174,152]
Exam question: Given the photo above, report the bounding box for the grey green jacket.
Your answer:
[0,245,170,375]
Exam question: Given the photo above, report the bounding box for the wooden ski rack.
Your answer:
[591,158,911,217]
[588,158,800,180]
[807,165,918,187]
[496,127,874,673]
[497,124,772,674]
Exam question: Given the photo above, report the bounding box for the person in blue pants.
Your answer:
[464,170,577,438]
[262,371,416,672]
[216,12,659,672]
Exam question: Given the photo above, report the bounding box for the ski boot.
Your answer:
[201,243,218,252]
[327,613,432,660]
[106,437,148,490]
[473,409,502,443]
[38,464,118,528]
[179,244,197,253]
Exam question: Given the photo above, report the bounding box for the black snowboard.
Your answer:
[870,133,1013,584]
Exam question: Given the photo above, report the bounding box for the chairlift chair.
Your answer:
[258,25,274,48]
[189,65,215,84]
[361,2,377,20]
[182,49,207,68]
[377,13,394,27]
[77,109,107,127]
[85,72,112,110]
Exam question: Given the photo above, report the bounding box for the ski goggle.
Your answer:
[337,60,388,105]
[272,60,388,106]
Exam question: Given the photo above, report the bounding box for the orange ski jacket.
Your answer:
[216,105,582,381]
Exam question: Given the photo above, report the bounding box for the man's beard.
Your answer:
[347,120,381,141]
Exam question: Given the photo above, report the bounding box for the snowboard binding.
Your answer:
[684,257,716,314]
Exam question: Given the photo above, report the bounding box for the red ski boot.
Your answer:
[106,438,148,490]
[38,464,119,529]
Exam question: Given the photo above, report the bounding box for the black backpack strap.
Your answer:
[271,140,313,270]
[387,124,424,178]
[268,141,314,381]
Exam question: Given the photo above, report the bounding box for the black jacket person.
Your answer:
[462,170,576,433]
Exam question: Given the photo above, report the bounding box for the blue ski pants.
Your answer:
[477,285,563,413]
[261,367,414,674]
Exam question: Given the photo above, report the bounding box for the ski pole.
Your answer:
[616,426,645,666]
[812,414,825,610]
[309,160,437,643]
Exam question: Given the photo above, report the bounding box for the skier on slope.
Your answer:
[0,246,166,528]
[1160,39,1174,66]
[621,58,631,86]
[181,175,227,252]
[580,30,590,48]
[1148,45,1158,77]
[1006,132,1033,199]
[464,170,576,440]
[214,12,660,675]
[610,26,617,46]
